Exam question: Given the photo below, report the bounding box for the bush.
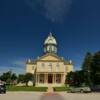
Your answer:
[7,86,48,92]
[53,87,69,92]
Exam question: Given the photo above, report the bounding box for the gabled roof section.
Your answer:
[26,53,73,65]
[36,53,64,61]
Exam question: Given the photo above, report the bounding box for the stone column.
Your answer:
[38,74,39,84]
[55,74,56,84]
[60,74,62,83]
[47,73,48,84]
[44,74,45,84]
[36,74,37,84]
[53,73,54,84]
[54,73,56,84]
[61,74,64,83]
[36,73,39,85]
[45,73,47,84]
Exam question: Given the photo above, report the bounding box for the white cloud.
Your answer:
[43,0,72,22]
[12,60,25,67]
[0,66,25,75]
[0,59,26,75]
[26,0,72,23]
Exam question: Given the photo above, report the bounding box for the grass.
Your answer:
[7,86,48,92]
[53,86,69,92]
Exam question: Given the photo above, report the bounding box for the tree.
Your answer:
[24,73,33,86]
[75,70,85,86]
[82,52,93,85]
[11,73,17,81]
[91,51,100,85]
[17,74,25,83]
[0,71,12,84]
[0,71,17,85]
[11,73,17,85]
[82,52,93,71]
[65,71,77,86]
[65,71,85,86]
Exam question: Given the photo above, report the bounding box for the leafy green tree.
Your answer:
[92,51,100,85]
[66,71,85,86]
[11,73,17,81]
[0,71,18,85]
[0,71,12,84]
[11,73,17,85]
[82,52,93,71]
[75,70,85,86]
[65,71,76,86]
[82,52,93,85]
[24,73,33,86]
[17,74,25,83]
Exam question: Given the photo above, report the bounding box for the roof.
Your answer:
[44,32,57,45]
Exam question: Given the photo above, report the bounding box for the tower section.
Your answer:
[44,33,57,54]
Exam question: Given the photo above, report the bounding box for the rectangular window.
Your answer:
[56,74,61,83]
[39,74,44,83]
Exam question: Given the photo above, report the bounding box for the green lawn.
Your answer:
[53,86,69,92]
[7,86,48,92]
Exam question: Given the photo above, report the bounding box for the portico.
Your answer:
[35,73,64,86]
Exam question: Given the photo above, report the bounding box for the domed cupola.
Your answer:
[44,32,57,54]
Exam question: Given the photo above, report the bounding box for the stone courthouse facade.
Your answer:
[26,33,73,87]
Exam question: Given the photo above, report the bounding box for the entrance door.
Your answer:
[48,74,53,83]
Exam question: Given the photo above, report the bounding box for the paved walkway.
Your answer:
[40,93,64,100]
[42,86,64,100]
[0,92,100,100]
[47,85,54,93]
[0,92,43,100]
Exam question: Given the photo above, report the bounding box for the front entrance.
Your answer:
[48,74,53,83]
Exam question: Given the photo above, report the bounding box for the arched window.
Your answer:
[48,63,52,71]
[56,63,60,71]
[41,63,45,68]
[57,63,60,67]
[32,66,34,70]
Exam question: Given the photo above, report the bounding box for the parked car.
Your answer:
[0,84,6,94]
[68,86,91,93]
[91,85,100,92]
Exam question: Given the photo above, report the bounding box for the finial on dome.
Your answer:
[49,32,52,37]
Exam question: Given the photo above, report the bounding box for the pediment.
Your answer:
[37,54,62,61]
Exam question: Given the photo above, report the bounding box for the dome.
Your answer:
[44,33,58,54]
[44,33,57,45]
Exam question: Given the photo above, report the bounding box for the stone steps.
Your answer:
[47,86,54,93]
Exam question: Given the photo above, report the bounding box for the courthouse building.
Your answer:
[26,33,74,87]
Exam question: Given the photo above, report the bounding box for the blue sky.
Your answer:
[0,0,100,74]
